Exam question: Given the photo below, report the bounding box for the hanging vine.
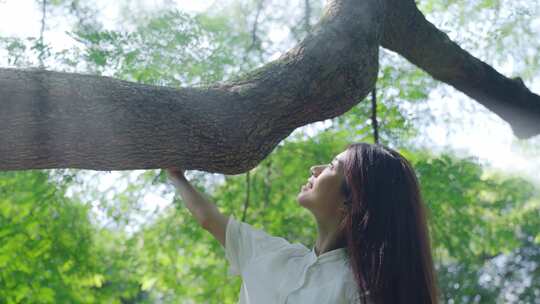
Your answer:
[370,85,380,144]
[241,170,251,222]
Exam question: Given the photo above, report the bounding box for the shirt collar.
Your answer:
[309,246,347,263]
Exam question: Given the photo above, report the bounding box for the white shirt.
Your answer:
[224,215,365,304]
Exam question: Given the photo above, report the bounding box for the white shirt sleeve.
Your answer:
[224,214,292,276]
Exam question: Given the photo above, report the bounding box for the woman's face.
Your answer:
[297,150,349,220]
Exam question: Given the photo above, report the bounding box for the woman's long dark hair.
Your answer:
[338,143,438,304]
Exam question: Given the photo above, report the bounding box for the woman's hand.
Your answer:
[166,168,187,185]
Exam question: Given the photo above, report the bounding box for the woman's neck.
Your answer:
[314,217,345,256]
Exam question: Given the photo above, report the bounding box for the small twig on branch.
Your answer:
[304,0,312,34]
[241,170,251,222]
[244,0,266,57]
[38,0,47,67]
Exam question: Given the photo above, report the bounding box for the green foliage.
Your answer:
[0,37,52,68]
[0,170,98,303]
[69,9,256,87]
[408,151,540,302]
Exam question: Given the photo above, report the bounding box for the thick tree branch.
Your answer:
[382,0,540,139]
[2,0,537,174]
[0,0,383,173]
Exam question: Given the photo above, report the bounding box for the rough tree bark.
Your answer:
[0,0,538,173]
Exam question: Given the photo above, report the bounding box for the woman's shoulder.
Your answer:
[257,238,312,262]
[228,215,310,257]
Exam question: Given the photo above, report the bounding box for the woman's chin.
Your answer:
[296,189,311,206]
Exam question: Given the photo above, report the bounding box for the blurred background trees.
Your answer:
[0,0,539,302]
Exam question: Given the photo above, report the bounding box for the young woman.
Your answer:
[167,142,438,303]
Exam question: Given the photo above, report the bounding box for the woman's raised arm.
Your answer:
[166,168,228,247]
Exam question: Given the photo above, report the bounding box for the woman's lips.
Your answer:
[301,182,313,191]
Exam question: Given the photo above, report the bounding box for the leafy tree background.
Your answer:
[0,0,539,303]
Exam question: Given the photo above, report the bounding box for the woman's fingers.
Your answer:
[166,168,186,181]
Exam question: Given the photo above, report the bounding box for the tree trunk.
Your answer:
[0,0,538,173]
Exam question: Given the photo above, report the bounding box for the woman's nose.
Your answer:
[310,165,324,176]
